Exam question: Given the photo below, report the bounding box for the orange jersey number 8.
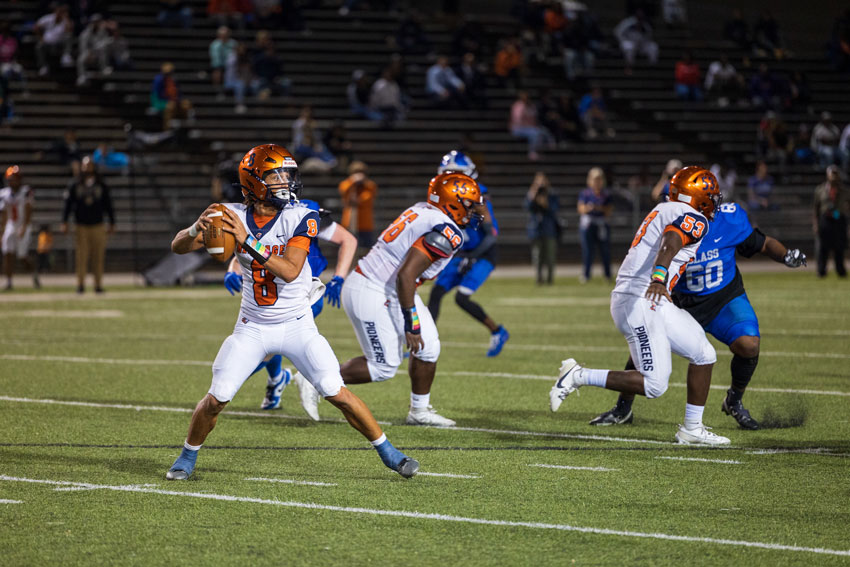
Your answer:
[382,210,419,243]
[306,218,319,237]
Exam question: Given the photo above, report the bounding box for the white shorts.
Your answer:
[209,308,343,402]
[341,269,440,382]
[2,225,32,258]
[610,291,716,399]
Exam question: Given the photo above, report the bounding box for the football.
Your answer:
[202,204,237,262]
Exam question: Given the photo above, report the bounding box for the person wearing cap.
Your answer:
[0,166,36,290]
[150,61,194,130]
[651,158,682,202]
[812,111,842,169]
[61,157,116,293]
[813,166,848,277]
[577,167,613,283]
[338,161,377,249]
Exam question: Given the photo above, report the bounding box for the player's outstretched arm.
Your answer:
[397,247,435,354]
[645,231,685,303]
[327,223,357,278]
[761,235,807,267]
[172,204,220,254]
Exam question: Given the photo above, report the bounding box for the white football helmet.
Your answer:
[438,150,478,179]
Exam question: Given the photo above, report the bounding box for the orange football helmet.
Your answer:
[669,166,722,220]
[238,144,301,208]
[427,172,483,227]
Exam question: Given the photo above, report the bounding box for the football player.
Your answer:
[297,172,484,426]
[590,201,807,429]
[549,166,730,445]
[427,151,510,357]
[0,166,37,290]
[165,144,418,480]
[223,198,356,411]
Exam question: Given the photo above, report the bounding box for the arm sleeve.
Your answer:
[736,228,767,258]
[318,219,337,241]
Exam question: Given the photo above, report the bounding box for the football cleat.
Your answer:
[486,326,510,357]
[165,448,198,480]
[721,396,760,430]
[675,424,731,445]
[549,358,581,412]
[293,371,321,421]
[405,405,456,427]
[589,406,634,426]
[396,457,420,479]
[261,368,292,410]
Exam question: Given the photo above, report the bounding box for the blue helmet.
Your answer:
[438,150,478,179]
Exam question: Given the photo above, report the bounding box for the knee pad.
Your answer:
[412,337,440,363]
[367,361,399,382]
[690,339,717,366]
[643,376,669,399]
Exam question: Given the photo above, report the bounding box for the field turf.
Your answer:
[0,271,848,566]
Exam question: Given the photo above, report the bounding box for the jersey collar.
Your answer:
[246,205,282,240]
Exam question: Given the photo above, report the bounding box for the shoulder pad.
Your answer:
[423,230,455,258]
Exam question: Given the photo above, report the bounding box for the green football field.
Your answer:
[1,272,848,566]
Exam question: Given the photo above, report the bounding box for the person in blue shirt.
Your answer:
[591,201,807,429]
[426,151,510,357]
[223,198,356,411]
[577,167,613,282]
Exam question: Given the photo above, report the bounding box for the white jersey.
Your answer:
[357,201,464,294]
[613,201,709,297]
[0,185,33,234]
[223,202,320,324]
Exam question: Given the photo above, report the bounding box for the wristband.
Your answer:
[402,306,421,335]
[243,235,272,264]
[650,265,668,285]
[188,223,199,238]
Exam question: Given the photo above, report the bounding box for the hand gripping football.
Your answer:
[203,204,237,262]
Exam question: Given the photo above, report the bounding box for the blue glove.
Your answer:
[324,275,344,308]
[224,271,243,295]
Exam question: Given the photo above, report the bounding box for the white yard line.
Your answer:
[0,499,23,504]
[1,475,847,557]
[655,456,742,465]
[244,477,337,487]
[529,464,619,472]
[0,310,124,318]
[416,472,480,479]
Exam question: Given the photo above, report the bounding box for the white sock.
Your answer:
[184,440,202,451]
[410,392,430,409]
[576,368,609,388]
[369,433,387,447]
[684,404,704,429]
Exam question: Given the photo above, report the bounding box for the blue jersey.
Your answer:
[461,182,498,252]
[675,203,754,296]
[298,199,328,277]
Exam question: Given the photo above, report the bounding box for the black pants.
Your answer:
[816,217,848,277]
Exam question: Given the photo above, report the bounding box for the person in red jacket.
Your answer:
[674,52,703,101]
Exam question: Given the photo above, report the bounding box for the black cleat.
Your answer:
[589,406,634,426]
[722,396,760,430]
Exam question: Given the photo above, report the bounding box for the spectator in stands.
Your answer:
[151,62,194,130]
[323,120,353,173]
[578,86,615,139]
[76,15,113,86]
[651,158,682,202]
[456,52,487,109]
[224,43,256,114]
[560,11,599,81]
[556,91,582,143]
[338,161,378,249]
[369,67,407,127]
[347,69,381,121]
[387,52,410,96]
[786,71,811,112]
[710,159,738,203]
[793,124,815,164]
[34,3,74,77]
[757,111,791,172]
[426,56,467,108]
[394,13,432,56]
[577,167,613,283]
[724,8,751,52]
[749,63,780,110]
[613,9,658,74]
[747,160,775,210]
[704,54,743,107]
[61,156,116,294]
[209,26,236,87]
[107,22,133,71]
[158,0,193,28]
[37,128,82,176]
[753,11,786,60]
[251,33,290,98]
[662,0,687,26]
[291,105,337,173]
[493,37,524,91]
[674,52,702,101]
[0,21,25,91]
[840,122,850,171]
[510,90,552,161]
[526,172,559,285]
[537,88,563,147]
[813,165,848,277]
[207,0,253,29]
[812,111,843,169]
[92,142,129,171]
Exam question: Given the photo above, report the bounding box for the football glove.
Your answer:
[324,275,344,308]
[224,271,243,295]
[784,249,807,268]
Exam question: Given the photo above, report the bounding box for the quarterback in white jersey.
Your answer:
[0,165,36,290]
[550,166,730,445]
[165,144,418,481]
[298,172,483,427]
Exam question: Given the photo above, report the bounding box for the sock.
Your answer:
[171,442,200,471]
[251,359,267,376]
[184,440,202,451]
[575,368,608,388]
[730,354,758,394]
[615,395,634,413]
[372,435,406,470]
[410,392,430,409]
[726,387,743,403]
[684,403,704,429]
[455,292,488,323]
[266,355,283,383]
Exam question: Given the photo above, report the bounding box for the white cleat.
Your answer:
[550,358,581,412]
[675,424,731,446]
[293,371,321,421]
[405,405,456,427]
